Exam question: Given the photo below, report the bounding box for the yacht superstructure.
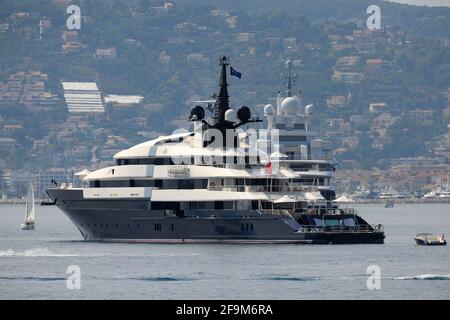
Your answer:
[46,57,384,244]
[351,186,370,200]
[378,187,408,200]
[423,178,450,199]
[259,60,336,201]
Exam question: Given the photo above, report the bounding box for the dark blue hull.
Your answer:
[46,188,385,244]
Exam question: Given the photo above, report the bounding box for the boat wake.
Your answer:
[393,274,450,281]
[124,276,196,282]
[0,248,78,257]
[259,274,321,282]
[0,276,66,281]
[0,248,201,258]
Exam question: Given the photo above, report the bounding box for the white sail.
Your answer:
[25,180,35,222]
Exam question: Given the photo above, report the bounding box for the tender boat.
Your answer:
[21,180,36,230]
[384,200,394,208]
[414,233,446,246]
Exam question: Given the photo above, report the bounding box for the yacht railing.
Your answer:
[297,224,384,233]
[261,209,293,218]
[207,185,320,193]
[303,208,358,215]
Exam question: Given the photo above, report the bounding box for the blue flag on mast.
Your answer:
[230,66,242,79]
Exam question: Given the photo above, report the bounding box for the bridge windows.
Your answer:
[187,201,234,210]
[89,179,208,189]
[116,158,174,166]
[116,156,261,166]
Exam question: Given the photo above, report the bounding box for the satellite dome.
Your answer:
[237,106,251,122]
[286,60,292,69]
[189,105,205,121]
[305,104,314,116]
[264,104,274,115]
[281,97,298,115]
[224,109,236,122]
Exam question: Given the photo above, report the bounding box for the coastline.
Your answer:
[0,199,48,205]
[1,198,449,205]
[349,198,450,204]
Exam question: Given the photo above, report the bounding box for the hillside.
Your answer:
[0,0,449,192]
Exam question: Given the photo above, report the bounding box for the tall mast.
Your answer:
[212,56,230,125]
[190,55,261,148]
[283,59,296,97]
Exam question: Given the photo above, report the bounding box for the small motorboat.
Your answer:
[40,199,56,206]
[385,200,394,208]
[414,233,446,246]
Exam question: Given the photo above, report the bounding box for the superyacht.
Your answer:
[46,56,384,244]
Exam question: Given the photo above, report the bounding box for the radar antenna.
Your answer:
[282,59,297,97]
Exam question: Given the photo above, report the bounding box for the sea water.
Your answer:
[0,203,449,299]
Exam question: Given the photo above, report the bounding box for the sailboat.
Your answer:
[21,180,35,230]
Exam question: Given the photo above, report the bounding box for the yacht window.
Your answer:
[292,178,317,185]
[224,202,233,210]
[197,202,214,210]
[248,179,269,186]
[116,158,174,165]
[194,179,208,188]
[134,180,149,187]
[197,202,206,210]
[150,202,180,210]
[99,180,128,187]
[343,218,356,226]
[313,218,326,226]
[324,219,340,226]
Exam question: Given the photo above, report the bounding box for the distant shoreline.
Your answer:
[354,198,450,204]
[1,199,449,205]
[386,0,450,7]
[0,199,49,205]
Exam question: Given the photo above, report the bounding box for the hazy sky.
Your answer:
[387,0,450,6]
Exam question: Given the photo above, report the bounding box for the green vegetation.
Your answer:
[0,0,449,172]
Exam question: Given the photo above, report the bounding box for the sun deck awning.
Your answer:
[304,191,325,201]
